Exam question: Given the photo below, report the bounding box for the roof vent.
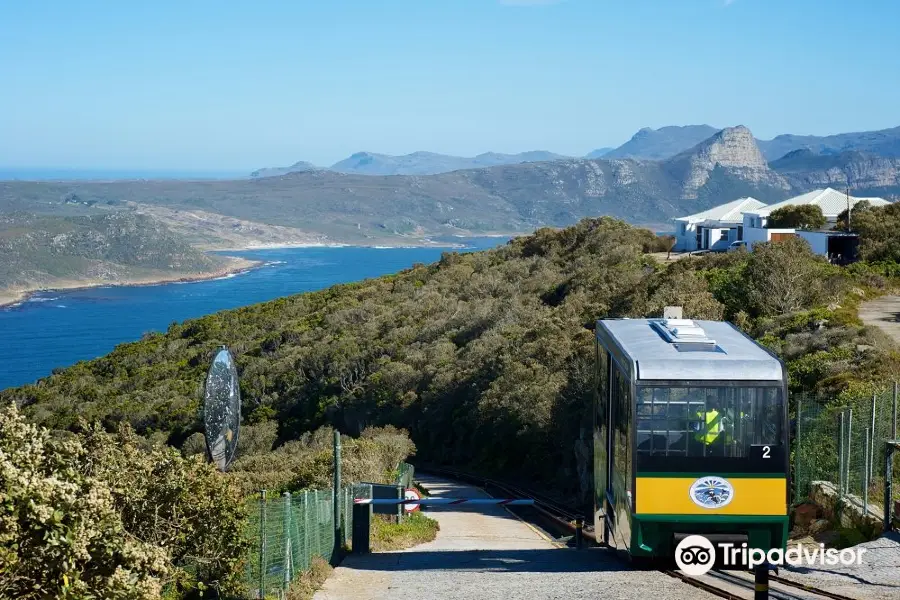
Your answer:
[652,318,717,346]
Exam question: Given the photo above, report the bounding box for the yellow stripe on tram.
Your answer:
[635,477,786,515]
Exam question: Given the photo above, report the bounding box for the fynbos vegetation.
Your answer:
[6,218,898,488]
[0,403,247,599]
[3,216,899,598]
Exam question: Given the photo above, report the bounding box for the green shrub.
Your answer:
[228,425,416,494]
[742,237,831,317]
[0,403,249,600]
[768,204,827,230]
[0,404,167,600]
[79,425,250,597]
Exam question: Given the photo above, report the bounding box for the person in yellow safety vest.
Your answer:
[694,407,727,445]
[694,404,746,455]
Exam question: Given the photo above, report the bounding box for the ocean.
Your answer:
[0,238,507,391]
[0,167,245,180]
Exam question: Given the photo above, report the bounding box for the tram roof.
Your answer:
[596,319,785,383]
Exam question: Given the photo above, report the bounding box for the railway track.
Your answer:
[419,466,860,600]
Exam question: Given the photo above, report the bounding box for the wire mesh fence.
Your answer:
[794,383,900,514]
[244,484,371,599]
[243,461,415,599]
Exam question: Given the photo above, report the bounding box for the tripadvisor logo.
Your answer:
[674,535,867,576]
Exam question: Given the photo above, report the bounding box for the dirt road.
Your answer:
[859,295,900,345]
[313,474,711,600]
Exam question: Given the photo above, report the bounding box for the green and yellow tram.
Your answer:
[594,317,789,559]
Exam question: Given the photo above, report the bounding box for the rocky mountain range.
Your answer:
[8,125,899,250]
[251,124,900,179]
[251,150,571,178]
[604,125,721,160]
[609,124,900,162]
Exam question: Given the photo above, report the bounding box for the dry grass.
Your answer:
[284,557,333,600]
[370,512,440,552]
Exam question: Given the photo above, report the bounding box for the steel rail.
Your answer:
[663,569,744,600]
[768,574,860,600]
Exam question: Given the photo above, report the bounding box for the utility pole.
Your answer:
[846,187,852,232]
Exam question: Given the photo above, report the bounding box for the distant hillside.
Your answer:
[7,125,900,251]
[0,128,804,241]
[600,124,900,162]
[249,161,319,178]
[585,147,614,159]
[251,150,571,178]
[604,125,721,160]
[0,212,240,304]
[329,150,571,176]
[759,126,900,161]
[245,125,900,179]
[770,149,900,197]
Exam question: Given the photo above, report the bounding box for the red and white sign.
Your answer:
[403,488,421,513]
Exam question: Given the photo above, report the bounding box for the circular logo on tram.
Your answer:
[689,476,735,509]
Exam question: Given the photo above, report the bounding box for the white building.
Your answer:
[741,188,892,262]
[673,197,767,252]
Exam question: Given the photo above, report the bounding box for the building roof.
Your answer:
[596,319,785,382]
[674,197,767,225]
[746,188,891,218]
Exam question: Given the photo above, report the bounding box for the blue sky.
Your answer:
[1,0,898,170]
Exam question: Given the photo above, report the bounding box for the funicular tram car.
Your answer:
[593,317,790,560]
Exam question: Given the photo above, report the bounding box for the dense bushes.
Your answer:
[226,424,415,493]
[767,204,826,229]
[3,217,899,502]
[0,403,247,599]
[852,201,900,262]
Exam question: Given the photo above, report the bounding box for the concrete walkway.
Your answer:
[313,474,712,600]
[860,295,900,345]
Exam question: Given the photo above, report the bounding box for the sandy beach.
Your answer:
[0,256,260,309]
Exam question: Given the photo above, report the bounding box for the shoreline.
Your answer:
[0,233,519,309]
[0,257,261,309]
[208,234,517,252]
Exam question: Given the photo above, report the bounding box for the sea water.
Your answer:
[0,238,507,390]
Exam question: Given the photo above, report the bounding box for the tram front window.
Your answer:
[636,386,782,458]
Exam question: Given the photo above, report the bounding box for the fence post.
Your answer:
[839,411,846,498]
[303,490,310,571]
[795,395,803,502]
[893,382,898,440]
[870,393,877,479]
[863,428,870,516]
[333,430,342,554]
[885,442,894,533]
[315,492,322,559]
[846,409,853,497]
[259,490,267,599]
[282,492,292,595]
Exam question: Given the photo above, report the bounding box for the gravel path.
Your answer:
[859,295,900,345]
[313,474,714,600]
[776,533,900,600]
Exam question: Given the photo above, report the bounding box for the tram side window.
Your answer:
[596,344,609,429]
[612,362,631,502]
[636,386,783,458]
[594,345,610,503]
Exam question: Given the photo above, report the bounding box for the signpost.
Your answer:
[403,488,421,513]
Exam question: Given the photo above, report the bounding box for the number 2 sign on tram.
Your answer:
[404,488,421,513]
